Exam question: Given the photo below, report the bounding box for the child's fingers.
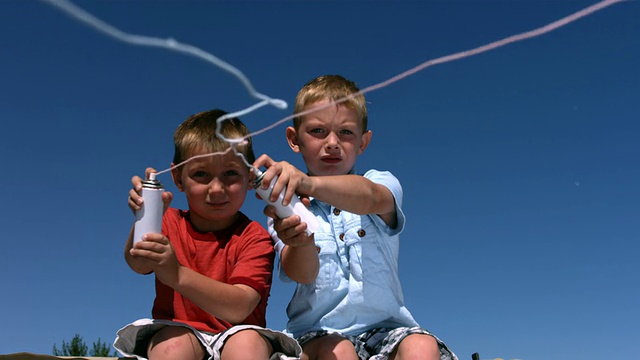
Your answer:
[263,205,277,219]
[253,153,275,169]
[162,191,173,212]
[131,175,144,192]
[144,167,158,179]
[132,235,170,255]
[128,188,143,211]
[300,195,311,207]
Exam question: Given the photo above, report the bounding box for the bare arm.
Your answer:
[254,155,397,227]
[272,175,397,282]
[306,174,397,227]
[264,206,319,284]
[280,243,319,284]
[131,232,261,324]
[253,155,399,283]
[169,266,261,324]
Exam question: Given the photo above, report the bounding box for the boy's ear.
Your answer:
[170,163,185,192]
[248,169,257,188]
[286,126,301,153]
[358,130,373,155]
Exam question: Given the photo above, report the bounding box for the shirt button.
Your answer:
[357,229,366,237]
[333,208,341,216]
[339,233,345,241]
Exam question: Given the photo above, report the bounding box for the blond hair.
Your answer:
[293,75,368,131]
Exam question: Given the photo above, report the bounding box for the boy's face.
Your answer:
[170,149,251,232]
[287,100,371,176]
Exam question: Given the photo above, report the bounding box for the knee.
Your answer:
[321,339,356,359]
[222,329,272,358]
[303,334,358,360]
[393,334,440,360]
[147,326,204,360]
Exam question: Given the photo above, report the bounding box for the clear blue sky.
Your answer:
[1,1,638,359]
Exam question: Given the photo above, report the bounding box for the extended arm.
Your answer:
[271,175,397,283]
[305,174,397,227]
[264,206,319,284]
[254,155,396,226]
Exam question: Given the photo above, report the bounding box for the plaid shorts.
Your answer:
[297,327,457,360]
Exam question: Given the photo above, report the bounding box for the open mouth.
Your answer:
[321,157,341,164]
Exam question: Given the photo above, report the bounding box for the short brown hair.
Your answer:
[173,109,255,166]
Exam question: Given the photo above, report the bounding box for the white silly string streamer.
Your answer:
[41,0,627,177]
[39,0,287,112]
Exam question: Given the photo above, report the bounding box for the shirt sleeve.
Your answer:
[363,169,406,236]
[228,221,276,299]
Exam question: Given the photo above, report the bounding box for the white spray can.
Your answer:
[254,170,320,235]
[133,173,164,244]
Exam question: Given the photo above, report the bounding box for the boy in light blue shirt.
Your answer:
[253,75,457,360]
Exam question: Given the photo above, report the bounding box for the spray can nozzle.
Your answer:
[252,168,319,235]
[252,167,265,187]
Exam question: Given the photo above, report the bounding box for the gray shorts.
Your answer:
[114,318,301,360]
[297,327,458,360]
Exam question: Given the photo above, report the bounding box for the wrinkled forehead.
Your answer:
[301,100,365,129]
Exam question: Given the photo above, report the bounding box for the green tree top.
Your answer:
[53,333,116,357]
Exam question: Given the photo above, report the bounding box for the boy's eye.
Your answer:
[193,170,207,178]
[309,128,324,134]
[340,129,354,135]
[225,170,239,177]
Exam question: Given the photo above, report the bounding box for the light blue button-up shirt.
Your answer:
[271,169,419,338]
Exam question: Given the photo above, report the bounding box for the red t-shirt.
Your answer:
[151,208,274,333]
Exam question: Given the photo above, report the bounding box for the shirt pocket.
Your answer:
[314,235,344,291]
[344,216,401,308]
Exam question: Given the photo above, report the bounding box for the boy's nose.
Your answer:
[207,178,225,193]
[325,133,339,149]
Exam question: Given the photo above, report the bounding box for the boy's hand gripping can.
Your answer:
[133,177,164,244]
[254,172,320,236]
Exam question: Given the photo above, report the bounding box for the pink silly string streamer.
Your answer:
[244,0,628,141]
[41,0,628,176]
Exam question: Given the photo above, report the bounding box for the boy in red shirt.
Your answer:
[114,109,301,360]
